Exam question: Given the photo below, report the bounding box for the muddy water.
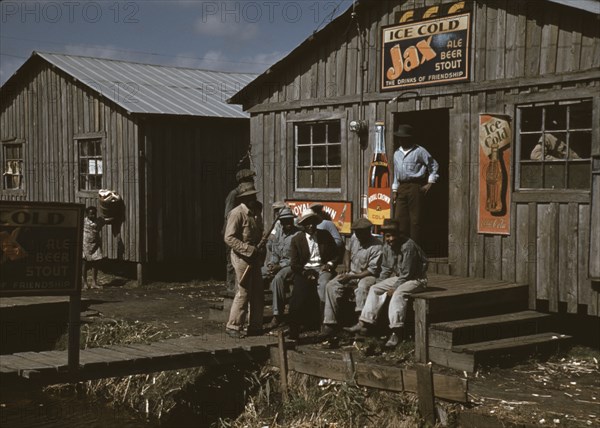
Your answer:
[1,385,156,428]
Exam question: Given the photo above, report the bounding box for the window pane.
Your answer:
[570,101,592,129]
[94,140,102,155]
[313,123,326,144]
[297,125,310,145]
[545,105,566,130]
[80,160,88,174]
[520,106,542,132]
[298,147,311,166]
[328,122,341,143]
[313,146,327,166]
[544,163,565,189]
[329,144,341,165]
[568,162,591,189]
[570,131,591,159]
[328,168,341,188]
[80,142,89,157]
[523,134,542,160]
[521,163,542,188]
[313,169,327,188]
[297,169,311,188]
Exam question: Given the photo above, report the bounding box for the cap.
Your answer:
[278,207,295,220]
[393,124,414,138]
[236,169,256,182]
[380,218,400,233]
[351,217,373,230]
[297,209,322,226]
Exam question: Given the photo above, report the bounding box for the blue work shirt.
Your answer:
[392,145,439,191]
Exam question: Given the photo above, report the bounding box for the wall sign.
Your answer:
[285,200,352,235]
[0,202,84,296]
[478,114,512,235]
[381,12,471,91]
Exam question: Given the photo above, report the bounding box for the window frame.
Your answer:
[75,133,105,193]
[293,119,343,193]
[515,98,593,191]
[1,138,26,193]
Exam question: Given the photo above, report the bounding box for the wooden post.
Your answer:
[68,292,81,373]
[414,298,429,362]
[416,363,436,426]
[136,262,144,287]
[342,351,356,385]
[277,330,288,401]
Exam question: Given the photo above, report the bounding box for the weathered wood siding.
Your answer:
[142,117,249,274]
[241,0,600,315]
[0,59,140,262]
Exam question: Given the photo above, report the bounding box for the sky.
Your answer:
[0,0,354,85]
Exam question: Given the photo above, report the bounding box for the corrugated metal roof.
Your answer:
[547,0,600,14]
[36,52,257,118]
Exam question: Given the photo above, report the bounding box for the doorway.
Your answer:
[393,109,449,258]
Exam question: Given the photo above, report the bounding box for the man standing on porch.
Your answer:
[391,124,439,246]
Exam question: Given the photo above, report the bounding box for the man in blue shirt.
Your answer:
[391,124,439,246]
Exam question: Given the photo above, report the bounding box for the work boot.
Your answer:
[226,328,246,339]
[268,315,281,330]
[343,322,367,335]
[321,324,337,337]
[385,332,400,348]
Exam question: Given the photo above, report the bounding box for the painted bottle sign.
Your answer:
[368,122,391,225]
[485,142,503,213]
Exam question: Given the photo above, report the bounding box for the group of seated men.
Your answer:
[261,202,429,348]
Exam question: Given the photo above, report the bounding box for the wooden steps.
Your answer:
[413,275,572,372]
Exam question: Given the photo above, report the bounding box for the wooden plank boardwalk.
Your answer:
[0,333,278,385]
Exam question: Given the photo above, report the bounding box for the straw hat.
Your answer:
[297,209,321,226]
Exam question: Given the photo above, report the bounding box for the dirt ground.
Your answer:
[81,271,599,427]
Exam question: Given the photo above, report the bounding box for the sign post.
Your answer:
[0,201,85,372]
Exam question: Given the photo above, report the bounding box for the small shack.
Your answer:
[1,52,256,282]
[229,0,600,347]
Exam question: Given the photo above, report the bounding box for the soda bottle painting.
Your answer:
[368,122,392,226]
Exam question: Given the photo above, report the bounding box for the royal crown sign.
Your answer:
[381,9,471,91]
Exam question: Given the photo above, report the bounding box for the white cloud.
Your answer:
[195,15,259,41]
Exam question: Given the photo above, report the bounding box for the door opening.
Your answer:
[393,109,449,258]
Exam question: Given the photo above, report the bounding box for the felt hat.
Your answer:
[393,124,414,138]
[309,202,324,211]
[351,217,373,230]
[236,182,259,198]
[380,218,400,233]
[297,209,322,226]
[272,200,287,209]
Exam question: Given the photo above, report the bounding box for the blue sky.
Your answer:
[1,0,352,85]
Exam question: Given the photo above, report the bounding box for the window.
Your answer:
[517,99,592,190]
[2,140,24,190]
[78,138,103,191]
[295,121,341,190]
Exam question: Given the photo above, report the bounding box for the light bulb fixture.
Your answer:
[349,119,368,134]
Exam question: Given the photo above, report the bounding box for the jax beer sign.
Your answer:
[0,202,84,296]
[381,12,470,91]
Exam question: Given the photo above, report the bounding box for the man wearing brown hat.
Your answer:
[287,209,339,340]
[224,182,265,338]
[345,219,428,348]
[322,218,382,336]
[223,169,257,291]
[391,124,439,246]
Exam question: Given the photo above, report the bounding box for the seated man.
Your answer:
[322,218,382,335]
[345,218,428,348]
[261,208,298,329]
[287,210,339,339]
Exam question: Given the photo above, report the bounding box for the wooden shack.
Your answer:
[1,52,255,281]
[229,0,599,356]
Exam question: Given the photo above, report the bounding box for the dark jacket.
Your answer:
[290,229,340,274]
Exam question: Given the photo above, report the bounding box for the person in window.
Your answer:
[345,219,428,349]
[224,182,265,339]
[223,169,256,292]
[391,124,439,246]
[82,206,107,289]
[287,210,339,340]
[262,208,298,329]
[322,218,382,337]
[530,133,581,160]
